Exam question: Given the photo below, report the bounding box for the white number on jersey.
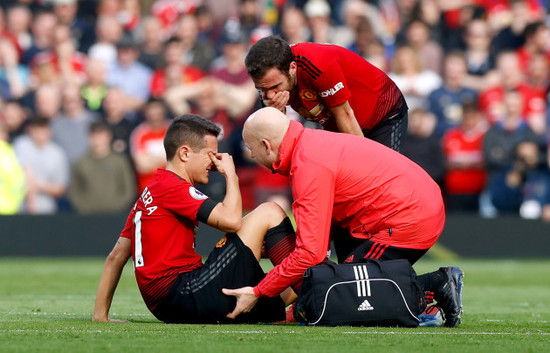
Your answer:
[134,210,144,268]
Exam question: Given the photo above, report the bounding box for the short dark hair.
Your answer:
[245,35,294,79]
[27,116,50,128]
[89,121,111,134]
[523,21,545,41]
[164,114,221,161]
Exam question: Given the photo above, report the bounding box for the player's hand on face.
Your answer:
[209,152,236,178]
[222,287,258,319]
[264,91,289,113]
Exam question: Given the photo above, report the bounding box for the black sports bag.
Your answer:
[293,259,426,327]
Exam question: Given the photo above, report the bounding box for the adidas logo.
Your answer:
[358,299,374,311]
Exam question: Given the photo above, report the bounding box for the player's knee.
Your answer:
[256,201,287,226]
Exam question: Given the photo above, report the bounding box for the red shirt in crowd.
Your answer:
[149,65,204,97]
[254,121,445,298]
[442,126,488,195]
[130,123,169,193]
[479,83,546,124]
[120,169,215,311]
[31,51,87,83]
[288,43,405,133]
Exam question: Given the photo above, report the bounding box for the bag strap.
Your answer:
[353,257,384,271]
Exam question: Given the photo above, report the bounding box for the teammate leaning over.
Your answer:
[245,36,408,151]
[93,114,296,324]
[224,107,464,327]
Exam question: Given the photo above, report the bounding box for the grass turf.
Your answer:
[0,257,549,353]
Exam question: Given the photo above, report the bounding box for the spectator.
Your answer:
[481,89,539,217]
[0,120,25,215]
[428,51,478,137]
[51,0,95,53]
[278,6,310,45]
[69,121,136,214]
[137,16,165,70]
[402,107,446,188]
[237,0,263,42]
[194,4,222,45]
[209,26,257,123]
[364,39,390,72]
[461,18,497,92]
[484,89,539,175]
[1,99,27,141]
[30,23,88,87]
[106,34,152,112]
[330,0,379,49]
[517,21,550,74]
[479,50,546,126]
[442,102,488,212]
[303,0,334,44]
[149,36,204,98]
[81,58,108,112]
[33,83,62,121]
[5,4,32,53]
[87,15,124,68]
[118,0,142,32]
[101,87,138,156]
[130,97,169,194]
[347,16,375,59]
[509,141,550,220]
[12,116,69,214]
[51,83,99,165]
[0,6,21,57]
[389,45,442,111]
[21,9,57,66]
[175,13,216,73]
[405,19,444,75]
[491,0,534,55]
[0,38,28,100]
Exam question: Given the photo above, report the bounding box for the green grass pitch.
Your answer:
[1,257,549,353]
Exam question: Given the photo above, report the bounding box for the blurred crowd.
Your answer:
[0,0,549,221]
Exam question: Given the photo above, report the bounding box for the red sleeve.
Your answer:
[255,161,334,297]
[313,60,351,108]
[120,205,137,239]
[163,184,209,221]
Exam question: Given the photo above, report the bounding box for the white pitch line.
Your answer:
[0,329,549,336]
[341,331,550,336]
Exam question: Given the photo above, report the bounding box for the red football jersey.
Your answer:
[120,169,215,310]
[288,43,405,132]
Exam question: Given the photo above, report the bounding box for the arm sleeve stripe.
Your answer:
[197,198,217,223]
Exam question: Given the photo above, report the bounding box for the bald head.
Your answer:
[243,107,290,145]
[242,107,291,169]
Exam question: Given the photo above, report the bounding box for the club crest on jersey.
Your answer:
[300,89,317,101]
[189,187,208,200]
[216,236,227,248]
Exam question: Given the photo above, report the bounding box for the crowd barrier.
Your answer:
[0,213,548,258]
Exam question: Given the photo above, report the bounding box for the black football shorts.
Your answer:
[152,233,285,324]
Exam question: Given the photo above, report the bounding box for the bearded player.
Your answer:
[245,35,408,152]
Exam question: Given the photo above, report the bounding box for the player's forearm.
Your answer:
[93,242,130,321]
[93,258,125,321]
[220,173,242,229]
[332,103,363,137]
